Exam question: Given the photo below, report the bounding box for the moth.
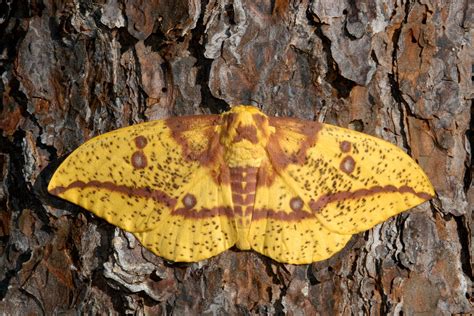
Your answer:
[48,105,434,264]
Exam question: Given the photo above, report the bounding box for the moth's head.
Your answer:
[221,105,273,144]
[219,105,274,167]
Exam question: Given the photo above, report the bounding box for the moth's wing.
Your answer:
[48,115,237,262]
[265,117,435,236]
[248,118,352,264]
[250,170,352,264]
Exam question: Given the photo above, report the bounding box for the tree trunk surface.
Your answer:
[0,0,472,314]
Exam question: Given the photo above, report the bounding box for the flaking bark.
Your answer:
[0,0,472,314]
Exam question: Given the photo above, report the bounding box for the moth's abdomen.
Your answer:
[230,167,257,250]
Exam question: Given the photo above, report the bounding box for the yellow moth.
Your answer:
[48,105,434,264]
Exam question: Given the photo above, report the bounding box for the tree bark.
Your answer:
[0,0,472,314]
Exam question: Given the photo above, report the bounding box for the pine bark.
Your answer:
[0,0,472,314]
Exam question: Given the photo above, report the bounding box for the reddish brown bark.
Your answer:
[0,0,471,314]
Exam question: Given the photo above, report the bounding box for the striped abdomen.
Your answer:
[230,167,257,249]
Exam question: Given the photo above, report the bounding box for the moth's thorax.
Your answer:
[219,106,275,168]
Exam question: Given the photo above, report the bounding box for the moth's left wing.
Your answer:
[48,115,237,262]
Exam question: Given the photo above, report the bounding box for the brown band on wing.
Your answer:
[50,182,432,221]
[266,117,323,171]
[251,208,313,221]
[171,206,234,219]
[49,180,177,208]
[310,185,434,212]
[250,185,433,221]
[165,115,227,185]
[165,115,224,166]
[50,181,235,219]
